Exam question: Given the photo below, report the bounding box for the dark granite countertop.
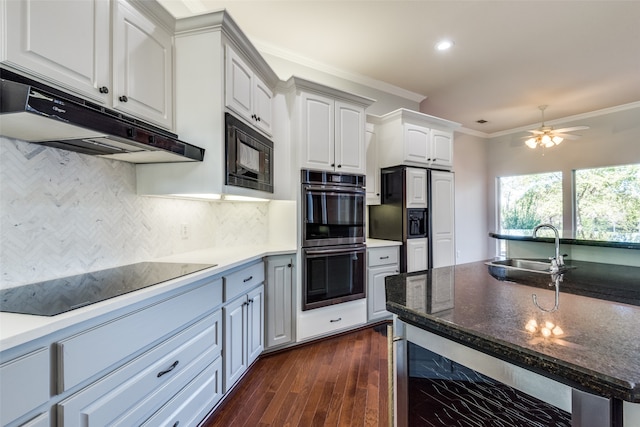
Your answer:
[489,232,640,250]
[385,260,640,403]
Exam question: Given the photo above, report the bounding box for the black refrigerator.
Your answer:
[369,165,455,272]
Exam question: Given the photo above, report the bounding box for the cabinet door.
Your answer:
[368,264,398,321]
[113,0,173,129]
[405,167,428,208]
[266,256,294,349]
[335,101,365,174]
[431,129,453,169]
[2,0,110,103]
[247,285,264,364]
[403,123,430,165]
[300,92,335,172]
[225,45,253,121]
[365,124,380,205]
[431,171,455,268]
[253,76,273,135]
[223,296,247,392]
[406,238,428,273]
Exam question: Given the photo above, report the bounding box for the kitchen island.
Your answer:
[385,260,640,427]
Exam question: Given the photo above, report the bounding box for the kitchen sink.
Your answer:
[485,258,575,275]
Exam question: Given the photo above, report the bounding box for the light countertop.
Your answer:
[0,244,295,353]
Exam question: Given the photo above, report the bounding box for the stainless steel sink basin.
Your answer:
[485,258,574,275]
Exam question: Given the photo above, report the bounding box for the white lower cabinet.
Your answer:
[297,299,367,341]
[367,246,400,321]
[266,255,295,349]
[223,262,265,393]
[0,347,49,426]
[58,310,222,426]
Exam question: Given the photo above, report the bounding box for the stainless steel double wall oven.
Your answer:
[301,170,366,311]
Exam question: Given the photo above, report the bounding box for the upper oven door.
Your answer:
[303,184,365,247]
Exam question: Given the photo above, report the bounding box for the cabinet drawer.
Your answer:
[141,357,223,427]
[368,246,399,267]
[58,311,221,426]
[0,347,49,426]
[298,299,366,341]
[58,278,221,392]
[224,261,265,302]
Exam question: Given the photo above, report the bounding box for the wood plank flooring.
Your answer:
[200,324,390,427]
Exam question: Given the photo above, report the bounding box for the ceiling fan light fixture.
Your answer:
[552,135,563,144]
[525,138,538,149]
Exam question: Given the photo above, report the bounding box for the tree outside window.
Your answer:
[499,172,563,236]
[575,164,640,243]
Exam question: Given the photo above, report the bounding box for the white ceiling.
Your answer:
[157,0,640,134]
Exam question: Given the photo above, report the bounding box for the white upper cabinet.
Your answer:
[112,0,173,129]
[2,0,111,104]
[365,122,381,205]
[377,109,460,170]
[1,0,174,130]
[225,44,273,135]
[287,77,374,175]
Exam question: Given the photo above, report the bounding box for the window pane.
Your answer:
[499,172,563,236]
[575,164,640,242]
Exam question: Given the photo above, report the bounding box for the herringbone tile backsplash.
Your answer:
[0,138,269,289]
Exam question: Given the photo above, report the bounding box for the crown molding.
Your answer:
[253,40,426,104]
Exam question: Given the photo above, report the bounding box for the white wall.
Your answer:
[485,104,640,259]
[453,132,491,263]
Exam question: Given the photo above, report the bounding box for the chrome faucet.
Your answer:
[532,223,564,272]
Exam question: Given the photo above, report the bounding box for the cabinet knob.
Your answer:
[331,163,335,167]
[337,164,342,168]
[119,95,128,102]
[256,116,261,122]
[251,114,256,120]
[287,263,292,268]
[99,86,109,94]
[376,193,380,196]
[173,422,179,427]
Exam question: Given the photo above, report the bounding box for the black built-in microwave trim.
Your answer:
[225,112,274,193]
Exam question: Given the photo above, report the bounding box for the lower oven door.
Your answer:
[302,244,366,311]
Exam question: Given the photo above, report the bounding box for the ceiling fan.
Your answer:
[524,105,589,149]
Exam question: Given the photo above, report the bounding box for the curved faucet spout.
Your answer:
[532,223,564,270]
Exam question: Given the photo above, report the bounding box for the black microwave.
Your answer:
[225,113,274,193]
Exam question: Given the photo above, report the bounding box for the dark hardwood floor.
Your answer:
[200,324,390,427]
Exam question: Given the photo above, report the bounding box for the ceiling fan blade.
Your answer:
[553,125,590,133]
[527,130,544,134]
[554,133,581,140]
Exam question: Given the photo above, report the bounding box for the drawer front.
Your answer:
[298,299,366,341]
[224,261,265,302]
[58,311,221,427]
[0,347,49,426]
[142,357,223,427]
[58,278,221,392]
[368,246,399,267]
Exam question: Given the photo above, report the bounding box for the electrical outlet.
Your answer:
[180,223,189,240]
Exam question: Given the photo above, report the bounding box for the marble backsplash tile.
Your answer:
[0,138,269,288]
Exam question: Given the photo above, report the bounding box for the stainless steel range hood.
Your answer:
[0,69,205,163]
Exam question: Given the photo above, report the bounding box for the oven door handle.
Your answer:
[304,185,365,195]
[304,245,365,256]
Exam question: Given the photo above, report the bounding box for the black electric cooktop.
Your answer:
[0,262,216,316]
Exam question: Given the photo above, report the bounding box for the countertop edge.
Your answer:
[489,232,640,250]
[387,302,639,403]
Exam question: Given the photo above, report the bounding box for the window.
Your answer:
[499,172,563,235]
[574,164,640,243]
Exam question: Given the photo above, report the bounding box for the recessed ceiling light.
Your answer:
[435,40,454,51]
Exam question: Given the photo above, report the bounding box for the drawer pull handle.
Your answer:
[243,276,253,283]
[157,360,179,378]
[330,317,342,323]
[380,256,390,260]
